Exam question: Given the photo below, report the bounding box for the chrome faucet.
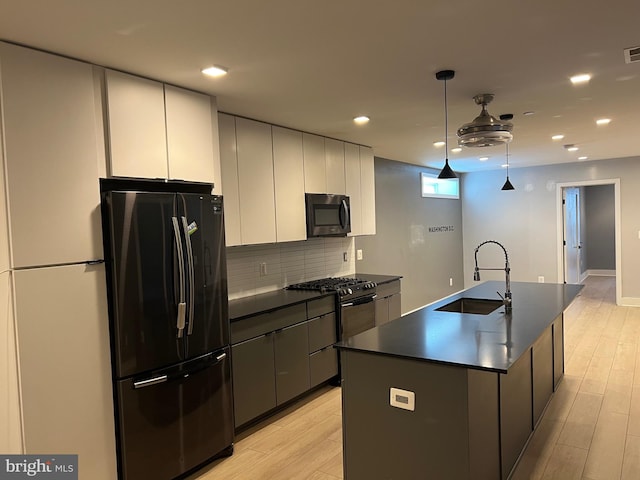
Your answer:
[473,240,512,312]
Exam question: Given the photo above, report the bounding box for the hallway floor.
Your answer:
[194,275,639,479]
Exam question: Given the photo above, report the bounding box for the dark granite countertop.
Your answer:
[229,289,334,321]
[335,281,583,373]
[354,273,402,284]
[228,273,402,321]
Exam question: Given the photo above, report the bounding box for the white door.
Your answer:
[563,187,581,284]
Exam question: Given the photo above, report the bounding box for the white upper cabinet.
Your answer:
[165,85,218,185]
[303,133,326,193]
[360,146,376,235]
[345,143,363,236]
[325,138,346,195]
[235,118,277,245]
[0,42,104,267]
[0,125,10,273]
[106,70,220,186]
[218,114,242,246]
[272,126,306,242]
[106,70,168,179]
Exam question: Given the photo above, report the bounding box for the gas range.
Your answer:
[287,276,377,302]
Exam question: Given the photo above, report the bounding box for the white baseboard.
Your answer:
[585,269,616,277]
[621,297,640,307]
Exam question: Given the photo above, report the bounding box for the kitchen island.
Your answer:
[335,281,582,480]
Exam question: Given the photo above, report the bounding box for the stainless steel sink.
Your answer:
[435,297,503,315]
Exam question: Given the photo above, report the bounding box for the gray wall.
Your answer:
[355,157,464,313]
[584,184,615,270]
[462,155,640,302]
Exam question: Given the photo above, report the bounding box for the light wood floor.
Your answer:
[193,276,640,479]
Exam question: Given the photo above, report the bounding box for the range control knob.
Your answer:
[347,288,353,295]
[363,282,376,290]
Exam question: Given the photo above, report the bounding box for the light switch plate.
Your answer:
[357,249,363,260]
[390,387,415,411]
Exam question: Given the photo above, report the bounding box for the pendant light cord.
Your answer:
[506,142,509,175]
[444,78,449,160]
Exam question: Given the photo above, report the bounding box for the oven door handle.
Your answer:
[342,294,377,307]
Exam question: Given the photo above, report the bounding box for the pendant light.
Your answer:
[501,142,515,191]
[436,70,457,179]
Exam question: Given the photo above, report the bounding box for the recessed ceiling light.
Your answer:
[596,118,611,125]
[201,65,228,77]
[564,144,579,152]
[523,111,535,116]
[552,134,565,141]
[570,73,591,85]
[451,147,462,153]
[578,156,588,160]
[433,141,446,147]
[353,116,370,125]
[479,156,489,161]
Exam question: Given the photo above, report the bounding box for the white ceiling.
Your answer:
[1,0,639,172]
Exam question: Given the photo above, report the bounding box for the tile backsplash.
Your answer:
[226,237,356,299]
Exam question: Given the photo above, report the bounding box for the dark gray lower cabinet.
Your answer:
[553,315,564,389]
[499,352,533,480]
[310,346,338,387]
[274,323,310,404]
[374,280,401,327]
[231,334,276,427]
[533,326,554,426]
[231,296,337,428]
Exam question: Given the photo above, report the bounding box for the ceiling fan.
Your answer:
[457,94,513,147]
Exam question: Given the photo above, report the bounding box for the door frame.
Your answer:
[555,179,621,305]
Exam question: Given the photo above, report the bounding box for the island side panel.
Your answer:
[499,351,533,480]
[340,350,471,480]
[467,369,500,479]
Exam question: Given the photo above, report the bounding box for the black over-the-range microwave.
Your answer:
[305,193,351,237]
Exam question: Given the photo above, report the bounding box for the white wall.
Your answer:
[226,237,355,299]
[462,156,640,302]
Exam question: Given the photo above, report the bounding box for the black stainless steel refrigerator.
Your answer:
[100,178,234,480]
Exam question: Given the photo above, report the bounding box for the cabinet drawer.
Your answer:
[231,303,306,344]
[307,296,335,319]
[310,347,338,387]
[308,313,337,353]
[376,280,401,298]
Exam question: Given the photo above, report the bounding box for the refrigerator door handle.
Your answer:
[133,375,168,389]
[172,216,187,337]
[215,352,227,363]
[181,216,196,335]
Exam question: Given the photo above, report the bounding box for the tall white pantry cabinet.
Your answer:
[0,42,222,479]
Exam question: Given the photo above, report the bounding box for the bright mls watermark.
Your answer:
[0,455,77,479]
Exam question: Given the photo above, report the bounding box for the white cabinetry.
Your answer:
[360,146,376,235]
[325,138,346,194]
[219,116,307,246]
[13,264,117,480]
[106,70,220,188]
[0,272,20,453]
[303,133,326,193]
[236,117,277,245]
[218,113,242,246]
[272,126,306,242]
[0,42,104,267]
[105,70,167,179]
[345,143,363,235]
[165,85,219,184]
